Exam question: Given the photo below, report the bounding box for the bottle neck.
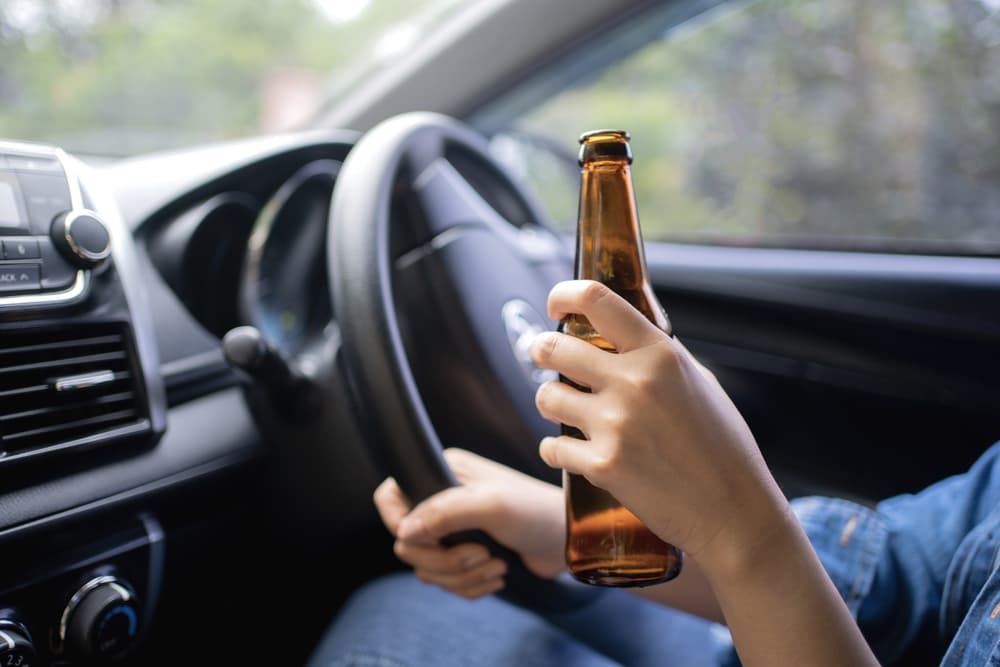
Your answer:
[574,160,649,288]
[568,158,671,336]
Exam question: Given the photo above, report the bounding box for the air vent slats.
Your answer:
[0,351,127,375]
[1,391,134,423]
[0,334,122,357]
[0,384,47,398]
[3,409,138,444]
[0,324,147,456]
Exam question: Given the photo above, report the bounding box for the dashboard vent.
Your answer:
[0,323,147,457]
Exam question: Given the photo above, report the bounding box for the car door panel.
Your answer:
[647,243,1000,502]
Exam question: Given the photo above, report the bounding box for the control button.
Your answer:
[36,236,76,291]
[2,238,40,260]
[6,153,63,173]
[62,576,141,662]
[51,210,111,268]
[0,265,40,292]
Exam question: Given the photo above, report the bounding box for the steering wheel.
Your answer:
[328,112,593,609]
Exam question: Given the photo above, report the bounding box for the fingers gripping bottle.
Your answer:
[560,130,683,587]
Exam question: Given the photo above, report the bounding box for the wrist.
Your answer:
[693,488,800,584]
[690,493,879,666]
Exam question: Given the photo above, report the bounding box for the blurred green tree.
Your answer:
[0,0,440,155]
[513,0,1000,252]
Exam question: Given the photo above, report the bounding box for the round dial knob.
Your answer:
[0,618,36,667]
[51,210,112,268]
[61,576,140,662]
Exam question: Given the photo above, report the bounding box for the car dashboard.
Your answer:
[0,132,388,666]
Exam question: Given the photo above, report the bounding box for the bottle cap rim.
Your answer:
[579,129,631,144]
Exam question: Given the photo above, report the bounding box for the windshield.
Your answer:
[0,0,462,157]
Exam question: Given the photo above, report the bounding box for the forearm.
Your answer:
[629,557,724,624]
[700,504,878,667]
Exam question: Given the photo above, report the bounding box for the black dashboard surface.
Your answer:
[0,130,400,666]
[0,131,363,537]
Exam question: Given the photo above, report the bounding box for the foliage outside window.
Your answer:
[507,0,1000,255]
[0,0,456,157]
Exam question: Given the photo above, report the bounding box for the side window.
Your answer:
[482,0,1000,255]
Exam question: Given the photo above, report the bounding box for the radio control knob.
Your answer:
[61,576,140,662]
[51,210,111,268]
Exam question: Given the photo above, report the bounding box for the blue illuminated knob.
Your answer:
[62,576,140,662]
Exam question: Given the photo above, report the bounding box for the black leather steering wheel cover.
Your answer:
[329,112,599,611]
[329,111,462,504]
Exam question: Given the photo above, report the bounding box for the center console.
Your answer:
[0,516,164,666]
[0,140,169,665]
[0,140,165,465]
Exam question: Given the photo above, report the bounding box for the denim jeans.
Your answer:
[309,440,1000,666]
[306,573,737,667]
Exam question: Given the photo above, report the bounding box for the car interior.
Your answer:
[1,0,998,665]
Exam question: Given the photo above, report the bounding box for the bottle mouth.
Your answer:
[578,130,632,164]
[579,129,630,144]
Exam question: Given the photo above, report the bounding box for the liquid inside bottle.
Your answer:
[562,129,683,587]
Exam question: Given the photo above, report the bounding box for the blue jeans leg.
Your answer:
[306,572,737,667]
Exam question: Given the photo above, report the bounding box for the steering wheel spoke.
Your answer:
[412,156,511,235]
[411,157,571,275]
[329,111,593,611]
[330,109,572,528]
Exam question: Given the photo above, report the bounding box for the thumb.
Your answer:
[397,484,504,547]
[373,477,412,536]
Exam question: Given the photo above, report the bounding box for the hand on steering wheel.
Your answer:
[328,112,594,609]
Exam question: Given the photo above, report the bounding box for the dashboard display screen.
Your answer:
[0,176,25,227]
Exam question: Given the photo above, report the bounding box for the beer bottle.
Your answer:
[560,129,683,587]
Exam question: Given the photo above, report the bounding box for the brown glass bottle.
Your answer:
[560,129,683,587]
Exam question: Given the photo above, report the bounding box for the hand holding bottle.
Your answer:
[561,129,682,586]
[373,448,566,600]
[531,279,791,575]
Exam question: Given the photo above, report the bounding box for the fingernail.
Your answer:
[463,549,490,568]
[538,437,554,465]
[483,560,508,579]
[529,332,552,358]
[397,515,424,541]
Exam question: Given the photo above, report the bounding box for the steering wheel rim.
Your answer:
[329,112,600,610]
[330,111,566,503]
[329,112,471,502]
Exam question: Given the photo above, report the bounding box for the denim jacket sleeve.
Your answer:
[791,441,1000,663]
